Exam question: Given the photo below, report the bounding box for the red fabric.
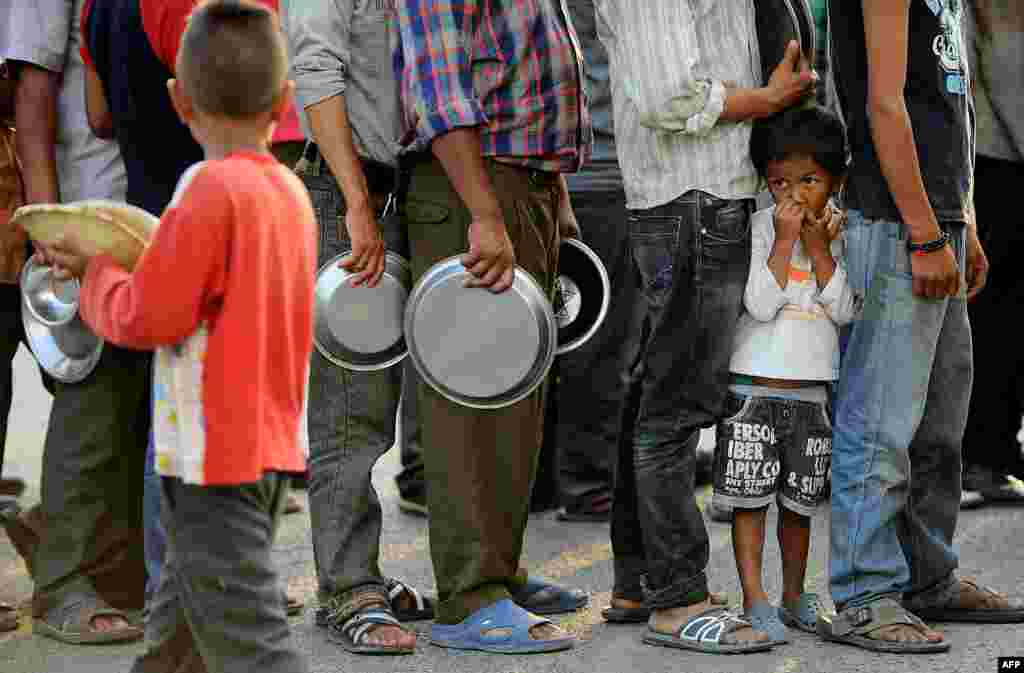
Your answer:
[80,152,317,485]
[82,0,303,142]
[79,0,98,69]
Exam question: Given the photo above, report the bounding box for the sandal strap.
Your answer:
[387,579,425,613]
[321,591,390,629]
[831,598,926,637]
[338,609,401,645]
[676,607,751,645]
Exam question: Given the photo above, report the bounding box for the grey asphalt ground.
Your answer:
[1,344,1022,673]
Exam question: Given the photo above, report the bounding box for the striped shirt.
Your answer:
[394,0,591,173]
[594,0,763,209]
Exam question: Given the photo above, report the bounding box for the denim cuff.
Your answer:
[902,573,959,611]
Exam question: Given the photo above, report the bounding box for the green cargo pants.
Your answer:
[404,157,561,624]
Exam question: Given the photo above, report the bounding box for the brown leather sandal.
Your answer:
[33,592,143,645]
[908,578,1024,623]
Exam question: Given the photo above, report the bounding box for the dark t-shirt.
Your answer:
[81,0,204,217]
[830,0,974,223]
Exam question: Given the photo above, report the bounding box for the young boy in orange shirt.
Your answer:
[41,2,315,670]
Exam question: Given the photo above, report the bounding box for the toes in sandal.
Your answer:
[744,601,788,645]
[643,606,775,654]
[386,578,435,622]
[905,578,1024,623]
[1,601,19,632]
[430,598,574,654]
[817,598,949,654]
[512,576,588,615]
[324,599,415,655]
[33,593,143,645]
[778,592,822,634]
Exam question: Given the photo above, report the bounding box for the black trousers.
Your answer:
[962,154,1024,477]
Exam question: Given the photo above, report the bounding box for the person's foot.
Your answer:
[650,598,769,647]
[964,465,1024,504]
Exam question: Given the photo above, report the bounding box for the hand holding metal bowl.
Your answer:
[13,199,159,383]
[404,238,609,409]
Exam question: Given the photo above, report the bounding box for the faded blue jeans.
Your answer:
[611,191,752,607]
[297,152,405,604]
[829,212,970,610]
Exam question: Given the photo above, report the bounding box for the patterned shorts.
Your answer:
[712,385,832,516]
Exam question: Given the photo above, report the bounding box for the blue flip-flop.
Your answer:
[513,577,588,615]
[430,599,575,654]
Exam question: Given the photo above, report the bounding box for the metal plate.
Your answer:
[313,250,411,371]
[20,259,104,384]
[554,238,610,355]
[404,257,557,409]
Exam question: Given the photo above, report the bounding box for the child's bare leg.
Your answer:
[733,505,769,611]
[777,507,811,607]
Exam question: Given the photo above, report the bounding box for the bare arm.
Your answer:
[84,65,113,139]
[11,62,59,204]
[306,94,385,286]
[862,0,959,298]
[431,128,515,292]
[721,41,816,122]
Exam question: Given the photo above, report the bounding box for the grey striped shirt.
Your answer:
[594,0,763,210]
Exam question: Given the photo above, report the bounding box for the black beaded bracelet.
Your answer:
[907,230,950,255]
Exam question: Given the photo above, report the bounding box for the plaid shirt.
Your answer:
[394,0,591,173]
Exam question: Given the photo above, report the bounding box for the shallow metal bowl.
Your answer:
[404,257,557,410]
[313,250,411,371]
[21,258,80,326]
[20,258,104,383]
[554,237,610,355]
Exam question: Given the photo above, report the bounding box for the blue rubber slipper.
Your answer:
[513,577,588,615]
[744,601,789,645]
[430,599,575,654]
[778,593,821,634]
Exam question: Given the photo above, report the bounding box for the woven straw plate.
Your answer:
[13,199,158,270]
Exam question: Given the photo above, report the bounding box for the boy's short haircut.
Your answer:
[178,0,287,118]
[750,105,848,179]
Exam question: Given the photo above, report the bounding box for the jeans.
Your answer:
[555,162,633,506]
[829,212,970,610]
[297,152,406,604]
[611,191,752,607]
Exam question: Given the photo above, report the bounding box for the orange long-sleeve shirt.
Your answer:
[80,151,316,485]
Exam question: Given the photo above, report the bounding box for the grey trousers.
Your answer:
[298,155,406,603]
[130,473,307,673]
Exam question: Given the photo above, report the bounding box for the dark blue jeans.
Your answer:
[611,191,752,607]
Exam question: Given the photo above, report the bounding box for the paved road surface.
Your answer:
[1,345,1022,673]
